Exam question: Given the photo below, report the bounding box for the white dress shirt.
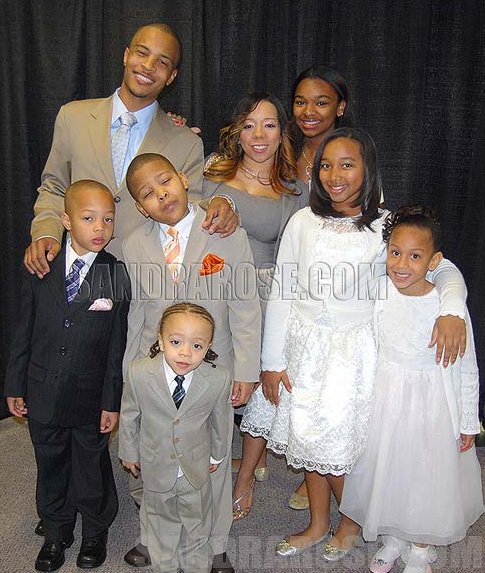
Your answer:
[158,202,196,259]
[65,238,97,284]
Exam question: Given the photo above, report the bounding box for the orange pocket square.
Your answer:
[199,253,224,276]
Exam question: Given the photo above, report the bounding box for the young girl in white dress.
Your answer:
[245,127,468,560]
[340,205,484,573]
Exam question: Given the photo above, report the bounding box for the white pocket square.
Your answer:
[88,298,113,311]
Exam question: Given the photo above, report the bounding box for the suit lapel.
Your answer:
[86,102,172,195]
[172,205,211,299]
[138,207,211,291]
[46,249,70,312]
[182,205,211,268]
[139,219,166,264]
[137,106,169,155]
[88,96,117,190]
[146,354,178,411]
[177,366,210,415]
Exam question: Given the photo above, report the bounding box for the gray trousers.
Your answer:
[144,476,212,573]
[130,406,234,555]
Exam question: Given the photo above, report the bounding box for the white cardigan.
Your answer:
[262,207,468,373]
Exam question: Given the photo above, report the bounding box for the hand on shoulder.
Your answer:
[24,238,61,278]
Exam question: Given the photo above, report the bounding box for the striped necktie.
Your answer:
[65,258,85,305]
[164,227,181,282]
[172,375,185,409]
[111,112,137,186]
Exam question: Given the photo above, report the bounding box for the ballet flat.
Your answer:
[322,542,353,562]
[369,554,398,573]
[231,460,269,481]
[253,466,269,482]
[288,492,309,510]
[275,525,333,557]
[232,479,255,521]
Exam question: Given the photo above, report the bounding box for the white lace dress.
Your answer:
[340,280,484,545]
[241,207,388,475]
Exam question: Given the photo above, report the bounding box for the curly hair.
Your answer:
[382,204,441,250]
[203,92,297,195]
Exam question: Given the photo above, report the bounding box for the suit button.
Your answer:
[64,319,71,328]
[173,419,180,425]
[174,437,180,443]
[114,195,121,203]
[170,454,176,460]
[60,347,67,355]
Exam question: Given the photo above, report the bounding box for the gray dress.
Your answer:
[202,178,308,271]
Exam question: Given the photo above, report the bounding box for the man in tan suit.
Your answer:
[123,153,262,573]
[24,23,236,275]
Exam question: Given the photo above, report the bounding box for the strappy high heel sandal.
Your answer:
[232,480,255,521]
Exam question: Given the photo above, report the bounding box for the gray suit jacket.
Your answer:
[31,95,204,259]
[118,354,232,491]
[122,204,261,383]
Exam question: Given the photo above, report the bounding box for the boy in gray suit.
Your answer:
[122,153,261,573]
[119,303,232,573]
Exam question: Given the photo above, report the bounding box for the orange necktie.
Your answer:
[164,227,181,282]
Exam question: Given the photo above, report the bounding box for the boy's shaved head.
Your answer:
[65,180,114,214]
[126,153,176,198]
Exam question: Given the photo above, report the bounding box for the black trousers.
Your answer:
[28,417,118,542]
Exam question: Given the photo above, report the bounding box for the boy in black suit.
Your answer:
[5,180,131,572]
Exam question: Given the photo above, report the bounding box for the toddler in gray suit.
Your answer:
[119,303,232,573]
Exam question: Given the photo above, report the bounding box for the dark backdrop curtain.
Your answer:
[1,0,484,419]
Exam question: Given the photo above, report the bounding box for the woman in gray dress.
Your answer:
[203,92,308,520]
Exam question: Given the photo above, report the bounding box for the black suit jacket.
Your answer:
[5,248,131,427]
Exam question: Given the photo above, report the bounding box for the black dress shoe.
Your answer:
[35,519,46,536]
[211,552,235,573]
[124,543,151,567]
[35,537,74,572]
[76,534,107,569]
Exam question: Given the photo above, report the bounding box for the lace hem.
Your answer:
[239,421,270,440]
[267,439,354,476]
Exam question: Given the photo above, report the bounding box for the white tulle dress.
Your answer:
[340,280,484,545]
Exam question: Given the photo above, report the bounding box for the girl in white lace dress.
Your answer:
[244,128,467,560]
[340,206,484,573]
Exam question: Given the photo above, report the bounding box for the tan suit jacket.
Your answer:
[119,354,232,491]
[122,204,261,383]
[31,95,204,259]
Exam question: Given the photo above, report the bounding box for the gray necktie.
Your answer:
[111,112,137,186]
